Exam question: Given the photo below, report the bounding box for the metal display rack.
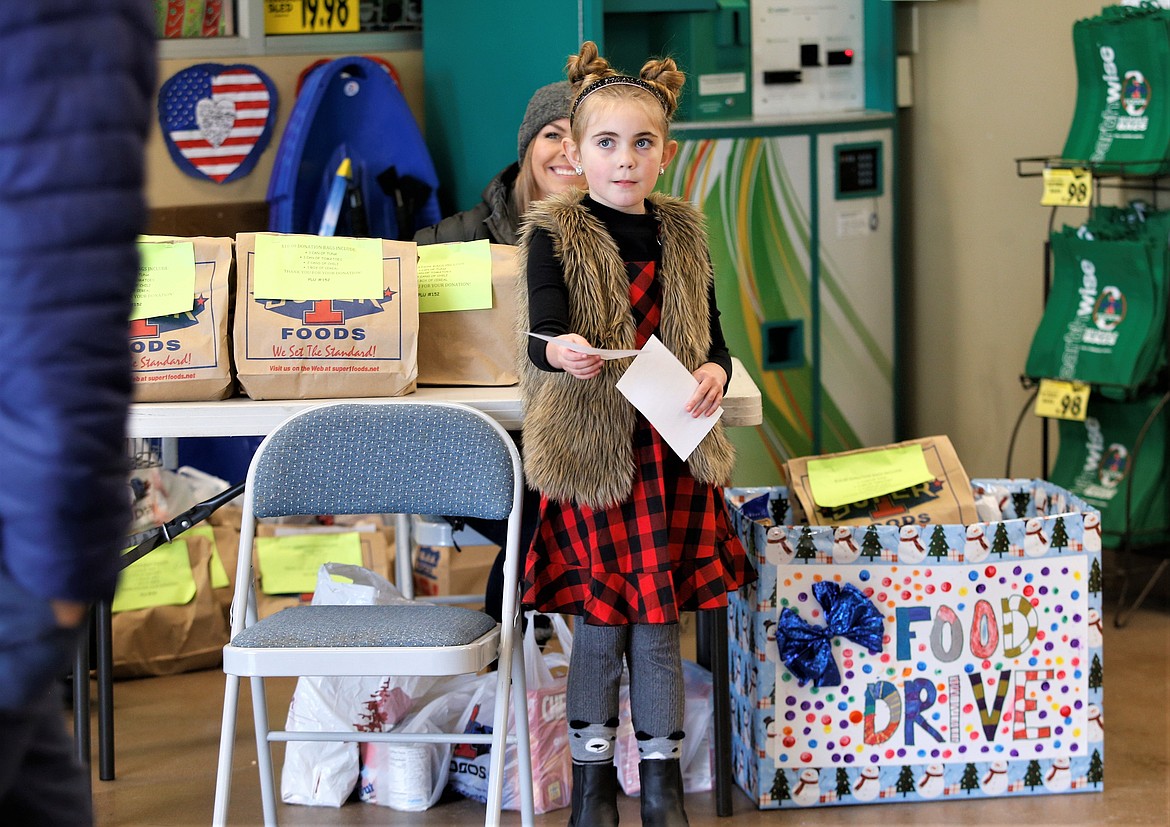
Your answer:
[1011,157,1170,627]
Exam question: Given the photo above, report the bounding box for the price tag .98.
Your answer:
[1040,168,1092,208]
[266,0,358,34]
[1033,378,1090,421]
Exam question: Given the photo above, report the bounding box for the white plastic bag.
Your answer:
[280,563,437,807]
[448,612,573,813]
[358,672,482,811]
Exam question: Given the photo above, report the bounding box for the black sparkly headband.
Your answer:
[569,75,670,124]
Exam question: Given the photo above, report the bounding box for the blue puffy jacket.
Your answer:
[0,1,155,605]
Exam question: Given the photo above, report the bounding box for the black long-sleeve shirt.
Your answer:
[525,195,733,383]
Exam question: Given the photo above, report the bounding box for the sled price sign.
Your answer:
[265,0,358,34]
[1040,167,1092,208]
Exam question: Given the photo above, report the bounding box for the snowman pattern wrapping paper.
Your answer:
[724,479,1105,809]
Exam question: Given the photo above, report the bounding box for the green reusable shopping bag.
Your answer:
[1077,202,1170,395]
[1050,392,1170,547]
[1024,227,1161,393]
[1062,6,1170,174]
[1062,13,1110,164]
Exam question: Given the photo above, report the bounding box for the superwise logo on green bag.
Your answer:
[1026,219,1162,394]
[1069,417,1126,504]
[1050,393,1170,545]
[1090,47,1151,163]
[1058,257,1127,377]
[1118,67,1150,131]
[1057,257,1127,376]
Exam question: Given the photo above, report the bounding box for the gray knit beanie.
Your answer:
[516,80,573,164]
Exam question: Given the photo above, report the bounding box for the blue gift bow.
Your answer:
[776,581,884,687]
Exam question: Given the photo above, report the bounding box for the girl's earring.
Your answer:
[574,165,583,176]
[658,166,665,176]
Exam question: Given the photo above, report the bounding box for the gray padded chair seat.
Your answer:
[232,605,496,649]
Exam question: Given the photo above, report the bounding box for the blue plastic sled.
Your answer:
[267,56,442,239]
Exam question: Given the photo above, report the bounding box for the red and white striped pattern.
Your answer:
[170,69,270,182]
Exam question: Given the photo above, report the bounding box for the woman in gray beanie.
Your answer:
[414,80,585,245]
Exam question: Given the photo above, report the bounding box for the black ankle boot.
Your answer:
[638,759,689,827]
[567,761,619,827]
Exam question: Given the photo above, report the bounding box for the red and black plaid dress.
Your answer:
[522,203,754,626]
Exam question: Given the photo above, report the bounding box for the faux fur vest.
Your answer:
[516,190,736,508]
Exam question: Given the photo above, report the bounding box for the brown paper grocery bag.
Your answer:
[203,522,240,626]
[417,243,521,386]
[784,435,978,527]
[131,236,234,402]
[111,536,229,678]
[233,232,418,400]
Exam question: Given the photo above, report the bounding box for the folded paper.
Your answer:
[525,331,641,360]
[615,335,722,461]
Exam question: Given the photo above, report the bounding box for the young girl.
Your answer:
[516,41,755,827]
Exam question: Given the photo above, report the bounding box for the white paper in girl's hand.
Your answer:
[526,331,641,360]
[615,335,722,461]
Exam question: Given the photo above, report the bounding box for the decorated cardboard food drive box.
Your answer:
[723,479,1104,810]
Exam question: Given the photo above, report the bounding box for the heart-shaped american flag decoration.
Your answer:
[159,63,278,184]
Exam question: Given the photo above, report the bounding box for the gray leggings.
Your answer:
[566,617,684,738]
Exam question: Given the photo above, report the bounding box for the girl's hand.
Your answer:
[686,362,726,417]
[547,333,602,380]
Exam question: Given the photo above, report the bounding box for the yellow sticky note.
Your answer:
[187,525,229,589]
[256,532,364,595]
[807,444,934,508]
[132,241,197,320]
[417,239,494,313]
[252,234,383,301]
[112,540,197,613]
[1034,378,1090,422]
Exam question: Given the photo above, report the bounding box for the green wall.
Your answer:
[422,1,604,215]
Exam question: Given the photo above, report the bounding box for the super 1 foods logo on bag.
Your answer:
[260,295,392,357]
[250,235,398,360]
[817,479,947,526]
[130,239,212,375]
[1059,257,1126,376]
[129,298,205,365]
[1091,46,1151,162]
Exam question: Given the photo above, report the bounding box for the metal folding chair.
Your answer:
[211,400,533,826]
